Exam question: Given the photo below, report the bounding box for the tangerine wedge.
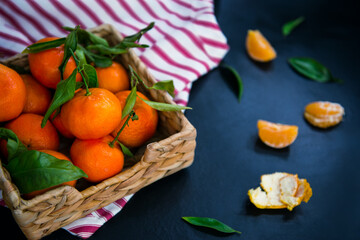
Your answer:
[257,120,298,149]
[304,101,344,128]
[246,30,276,62]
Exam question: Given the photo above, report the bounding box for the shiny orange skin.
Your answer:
[61,88,122,140]
[246,30,277,62]
[28,37,82,89]
[112,91,158,148]
[4,113,59,150]
[50,111,74,139]
[21,74,52,115]
[23,150,77,199]
[70,135,124,182]
[96,61,130,93]
[0,64,26,122]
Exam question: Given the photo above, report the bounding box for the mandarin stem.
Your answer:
[109,110,135,148]
[70,49,91,96]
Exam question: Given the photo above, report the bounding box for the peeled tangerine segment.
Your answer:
[304,101,345,128]
[248,172,312,211]
[246,30,276,62]
[257,120,298,149]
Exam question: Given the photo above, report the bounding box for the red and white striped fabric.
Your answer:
[0,0,228,238]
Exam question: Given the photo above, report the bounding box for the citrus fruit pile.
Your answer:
[0,24,188,199]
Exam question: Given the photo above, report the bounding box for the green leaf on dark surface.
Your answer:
[182,217,241,234]
[122,86,138,119]
[42,68,78,128]
[141,99,191,111]
[288,57,343,83]
[220,64,243,102]
[82,64,99,88]
[22,38,66,54]
[282,16,305,36]
[5,150,87,194]
[59,26,79,80]
[0,128,27,161]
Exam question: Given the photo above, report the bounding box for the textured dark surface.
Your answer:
[1,0,359,239]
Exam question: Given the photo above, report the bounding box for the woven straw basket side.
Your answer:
[0,24,196,239]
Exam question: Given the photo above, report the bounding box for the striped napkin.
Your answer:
[0,0,229,238]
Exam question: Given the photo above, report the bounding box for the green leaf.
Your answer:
[82,64,98,88]
[22,38,66,54]
[182,217,241,234]
[87,44,128,55]
[220,64,243,102]
[282,16,305,36]
[63,27,109,47]
[76,47,87,67]
[122,86,138,119]
[122,22,154,43]
[288,57,342,83]
[59,26,79,80]
[42,68,78,128]
[141,98,191,112]
[119,142,134,157]
[89,53,113,68]
[149,80,175,98]
[0,128,27,160]
[117,42,149,49]
[5,150,87,194]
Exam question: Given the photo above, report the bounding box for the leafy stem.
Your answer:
[70,48,91,96]
[109,110,138,148]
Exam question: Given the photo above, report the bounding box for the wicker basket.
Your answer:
[0,24,196,239]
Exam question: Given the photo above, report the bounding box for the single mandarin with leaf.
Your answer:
[257,120,298,149]
[28,37,82,89]
[304,101,345,128]
[21,74,52,115]
[50,111,74,139]
[23,150,77,199]
[246,30,276,62]
[0,64,26,122]
[96,61,130,93]
[61,88,122,140]
[70,135,124,182]
[112,90,158,148]
[4,113,59,151]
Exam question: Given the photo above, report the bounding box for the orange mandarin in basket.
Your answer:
[28,37,82,89]
[70,135,124,182]
[0,64,26,122]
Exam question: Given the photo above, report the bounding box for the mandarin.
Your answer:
[304,101,344,128]
[0,64,26,122]
[28,37,82,89]
[96,61,130,93]
[257,120,298,149]
[70,135,124,182]
[61,88,122,140]
[50,111,74,139]
[23,150,77,199]
[4,113,59,151]
[246,30,276,62]
[21,74,52,115]
[112,90,158,148]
